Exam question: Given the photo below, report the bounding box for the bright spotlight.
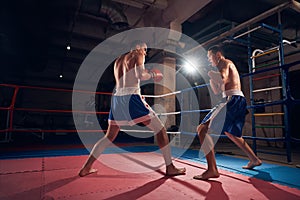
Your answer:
[182,58,198,74]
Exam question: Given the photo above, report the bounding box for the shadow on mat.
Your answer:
[102,177,168,200]
[4,175,79,200]
[103,176,229,200]
[249,170,300,200]
[204,180,229,200]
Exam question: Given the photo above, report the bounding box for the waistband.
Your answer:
[222,89,244,98]
[114,87,141,96]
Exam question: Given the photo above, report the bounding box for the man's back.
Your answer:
[114,52,140,89]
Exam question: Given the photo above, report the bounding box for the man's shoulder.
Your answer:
[223,59,236,69]
[224,58,233,65]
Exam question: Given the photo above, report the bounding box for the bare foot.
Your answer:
[193,170,220,180]
[78,167,98,177]
[242,160,262,169]
[166,165,186,176]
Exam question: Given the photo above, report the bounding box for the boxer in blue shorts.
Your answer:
[201,90,247,138]
[79,41,186,177]
[108,87,158,126]
[194,45,262,180]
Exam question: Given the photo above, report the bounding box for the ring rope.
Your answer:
[12,107,109,115]
[247,99,285,109]
[0,83,112,95]
[142,83,209,98]
[157,111,181,116]
[120,129,180,135]
[143,90,181,98]
[2,61,300,147]
[156,108,211,116]
[0,129,106,133]
[180,131,287,141]
[180,109,211,114]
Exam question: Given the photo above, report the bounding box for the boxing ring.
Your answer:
[0,84,111,143]
[1,60,300,199]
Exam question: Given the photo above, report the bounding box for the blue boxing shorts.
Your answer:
[201,90,248,137]
[108,87,159,126]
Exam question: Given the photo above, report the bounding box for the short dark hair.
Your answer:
[208,45,223,55]
[130,40,145,50]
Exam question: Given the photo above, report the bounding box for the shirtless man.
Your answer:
[193,45,262,180]
[79,41,186,177]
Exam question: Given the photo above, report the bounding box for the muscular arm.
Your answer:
[134,52,152,81]
[208,70,225,95]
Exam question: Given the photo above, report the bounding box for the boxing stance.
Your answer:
[79,41,186,177]
[194,45,262,180]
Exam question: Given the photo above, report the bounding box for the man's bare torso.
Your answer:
[218,58,241,91]
[114,52,140,89]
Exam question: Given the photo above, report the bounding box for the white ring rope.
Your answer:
[155,109,212,116]
[156,111,181,116]
[120,129,180,135]
[120,83,211,139]
[142,83,210,98]
[143,90,181,98]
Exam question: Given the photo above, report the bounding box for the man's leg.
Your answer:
[143,117,186,176]
[224,132,262,169]
[194,123,220,180]
[79,124,120,177]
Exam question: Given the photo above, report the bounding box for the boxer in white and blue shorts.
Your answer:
[79,41,186,177]
[193,44,261,181]
[108,87,161,127]
[201,90,247,137]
